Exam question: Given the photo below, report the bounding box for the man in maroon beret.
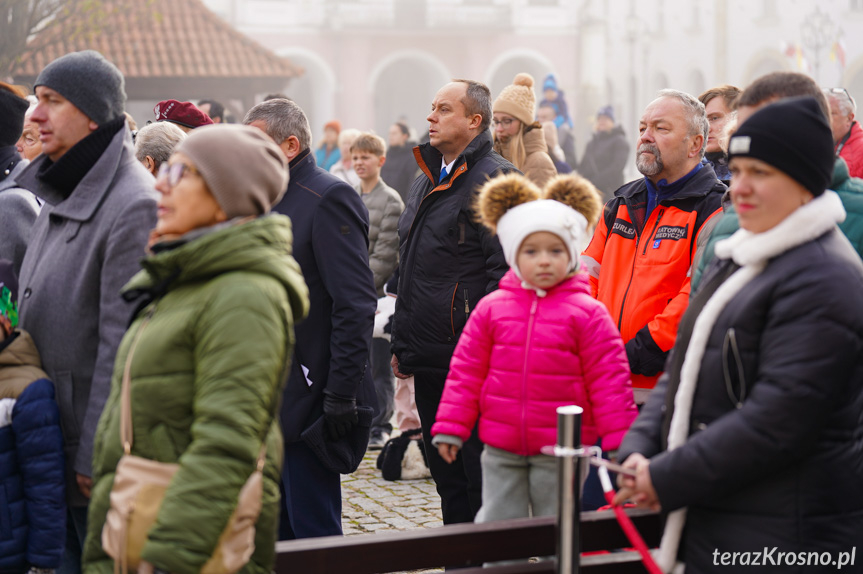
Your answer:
[153,99,214,132]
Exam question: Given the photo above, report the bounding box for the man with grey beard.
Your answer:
[582,89,725,405]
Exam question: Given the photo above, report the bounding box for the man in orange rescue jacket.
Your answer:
[582,89,725,404]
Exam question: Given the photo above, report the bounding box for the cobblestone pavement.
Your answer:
[341,446,444,574]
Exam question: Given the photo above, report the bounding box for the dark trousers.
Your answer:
[278,440,343,539]
[370,337,395,436]
[57,506,87,574]
[414,371,483,525]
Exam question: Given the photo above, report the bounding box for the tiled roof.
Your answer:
[13,0,301,80]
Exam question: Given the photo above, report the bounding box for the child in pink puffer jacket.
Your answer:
[431,173,637,524]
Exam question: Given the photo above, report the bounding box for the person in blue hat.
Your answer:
[538,73,573,129]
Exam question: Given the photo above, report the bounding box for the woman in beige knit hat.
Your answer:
[492,73,557,187]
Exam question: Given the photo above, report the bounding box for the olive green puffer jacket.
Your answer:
[82,215,309,574]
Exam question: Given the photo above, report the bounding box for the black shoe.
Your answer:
[368,432,390,450]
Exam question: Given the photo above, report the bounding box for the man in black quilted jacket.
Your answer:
[391,79,517,525]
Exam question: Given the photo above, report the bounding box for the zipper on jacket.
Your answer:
[641,208,665,255]
[521,296,539,453]
[450,282,459,336]
[722,328,747,408]
[616,208,664,331]
[617,255,637,332]
[463,288,470,315]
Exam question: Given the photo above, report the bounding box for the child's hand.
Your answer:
[437,443,460,464]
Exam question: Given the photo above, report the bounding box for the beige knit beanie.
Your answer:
[176,124,288,218]
[493,73,537,126]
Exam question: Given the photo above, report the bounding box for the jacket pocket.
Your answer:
[722,327,759,409]
[54,371,80,441]
[450,284,473,337]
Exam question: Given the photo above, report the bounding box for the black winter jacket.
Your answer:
[619,227,863,572]
[392,131,517,375]
[578,125,630,200]
[381,142,420,203]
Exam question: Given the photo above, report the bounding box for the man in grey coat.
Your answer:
[0,83,40,275]
[14,50,157,574]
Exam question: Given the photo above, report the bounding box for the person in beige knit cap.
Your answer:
[148,123,289,245]
[493,73,557,187]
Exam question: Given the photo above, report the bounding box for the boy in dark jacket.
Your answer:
[0,259,65,574]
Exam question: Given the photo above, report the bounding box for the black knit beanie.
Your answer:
[35,50,126,126]
[0,89,29,147]
[728,96,834,197]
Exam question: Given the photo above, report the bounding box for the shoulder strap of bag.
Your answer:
[120,306,156,455]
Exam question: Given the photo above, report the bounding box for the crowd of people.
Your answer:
[1,47,863,574]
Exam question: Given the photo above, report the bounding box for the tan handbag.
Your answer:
[102,308,266,574]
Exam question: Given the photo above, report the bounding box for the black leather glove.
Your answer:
[322,390,358,441]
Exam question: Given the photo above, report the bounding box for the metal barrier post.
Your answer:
[556,405,582,574]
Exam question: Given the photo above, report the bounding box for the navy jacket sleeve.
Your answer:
[312,181,377,399]
[14,379,66,569]
[616,370,668,464]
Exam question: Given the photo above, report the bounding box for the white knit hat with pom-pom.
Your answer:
[477,173,603,286]
[493,73,537,126]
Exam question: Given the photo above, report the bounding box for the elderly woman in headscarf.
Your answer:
[615,97,863,573]
[83,124,309,574]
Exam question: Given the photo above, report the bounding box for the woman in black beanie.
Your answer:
[615,97,863,572]
[0,82,40,275]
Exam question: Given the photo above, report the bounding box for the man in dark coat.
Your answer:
[578,105,630,200]
[244,98,377,539]
[380,121,419,202]
[14,50,157,574]
[391,79,517,525]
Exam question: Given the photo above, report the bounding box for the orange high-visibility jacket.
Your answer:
[582,166,725,399]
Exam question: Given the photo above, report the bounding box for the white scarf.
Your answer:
[657,190,846,573]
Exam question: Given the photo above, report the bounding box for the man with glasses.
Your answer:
[824,87,863,178]
[13,50,156,574]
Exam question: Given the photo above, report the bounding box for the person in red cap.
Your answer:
[314,119,341,171]
[153,99,214,132]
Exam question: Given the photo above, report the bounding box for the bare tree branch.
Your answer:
[1,0,156,80]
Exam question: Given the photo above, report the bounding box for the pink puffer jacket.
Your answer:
[432,270,637,456]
